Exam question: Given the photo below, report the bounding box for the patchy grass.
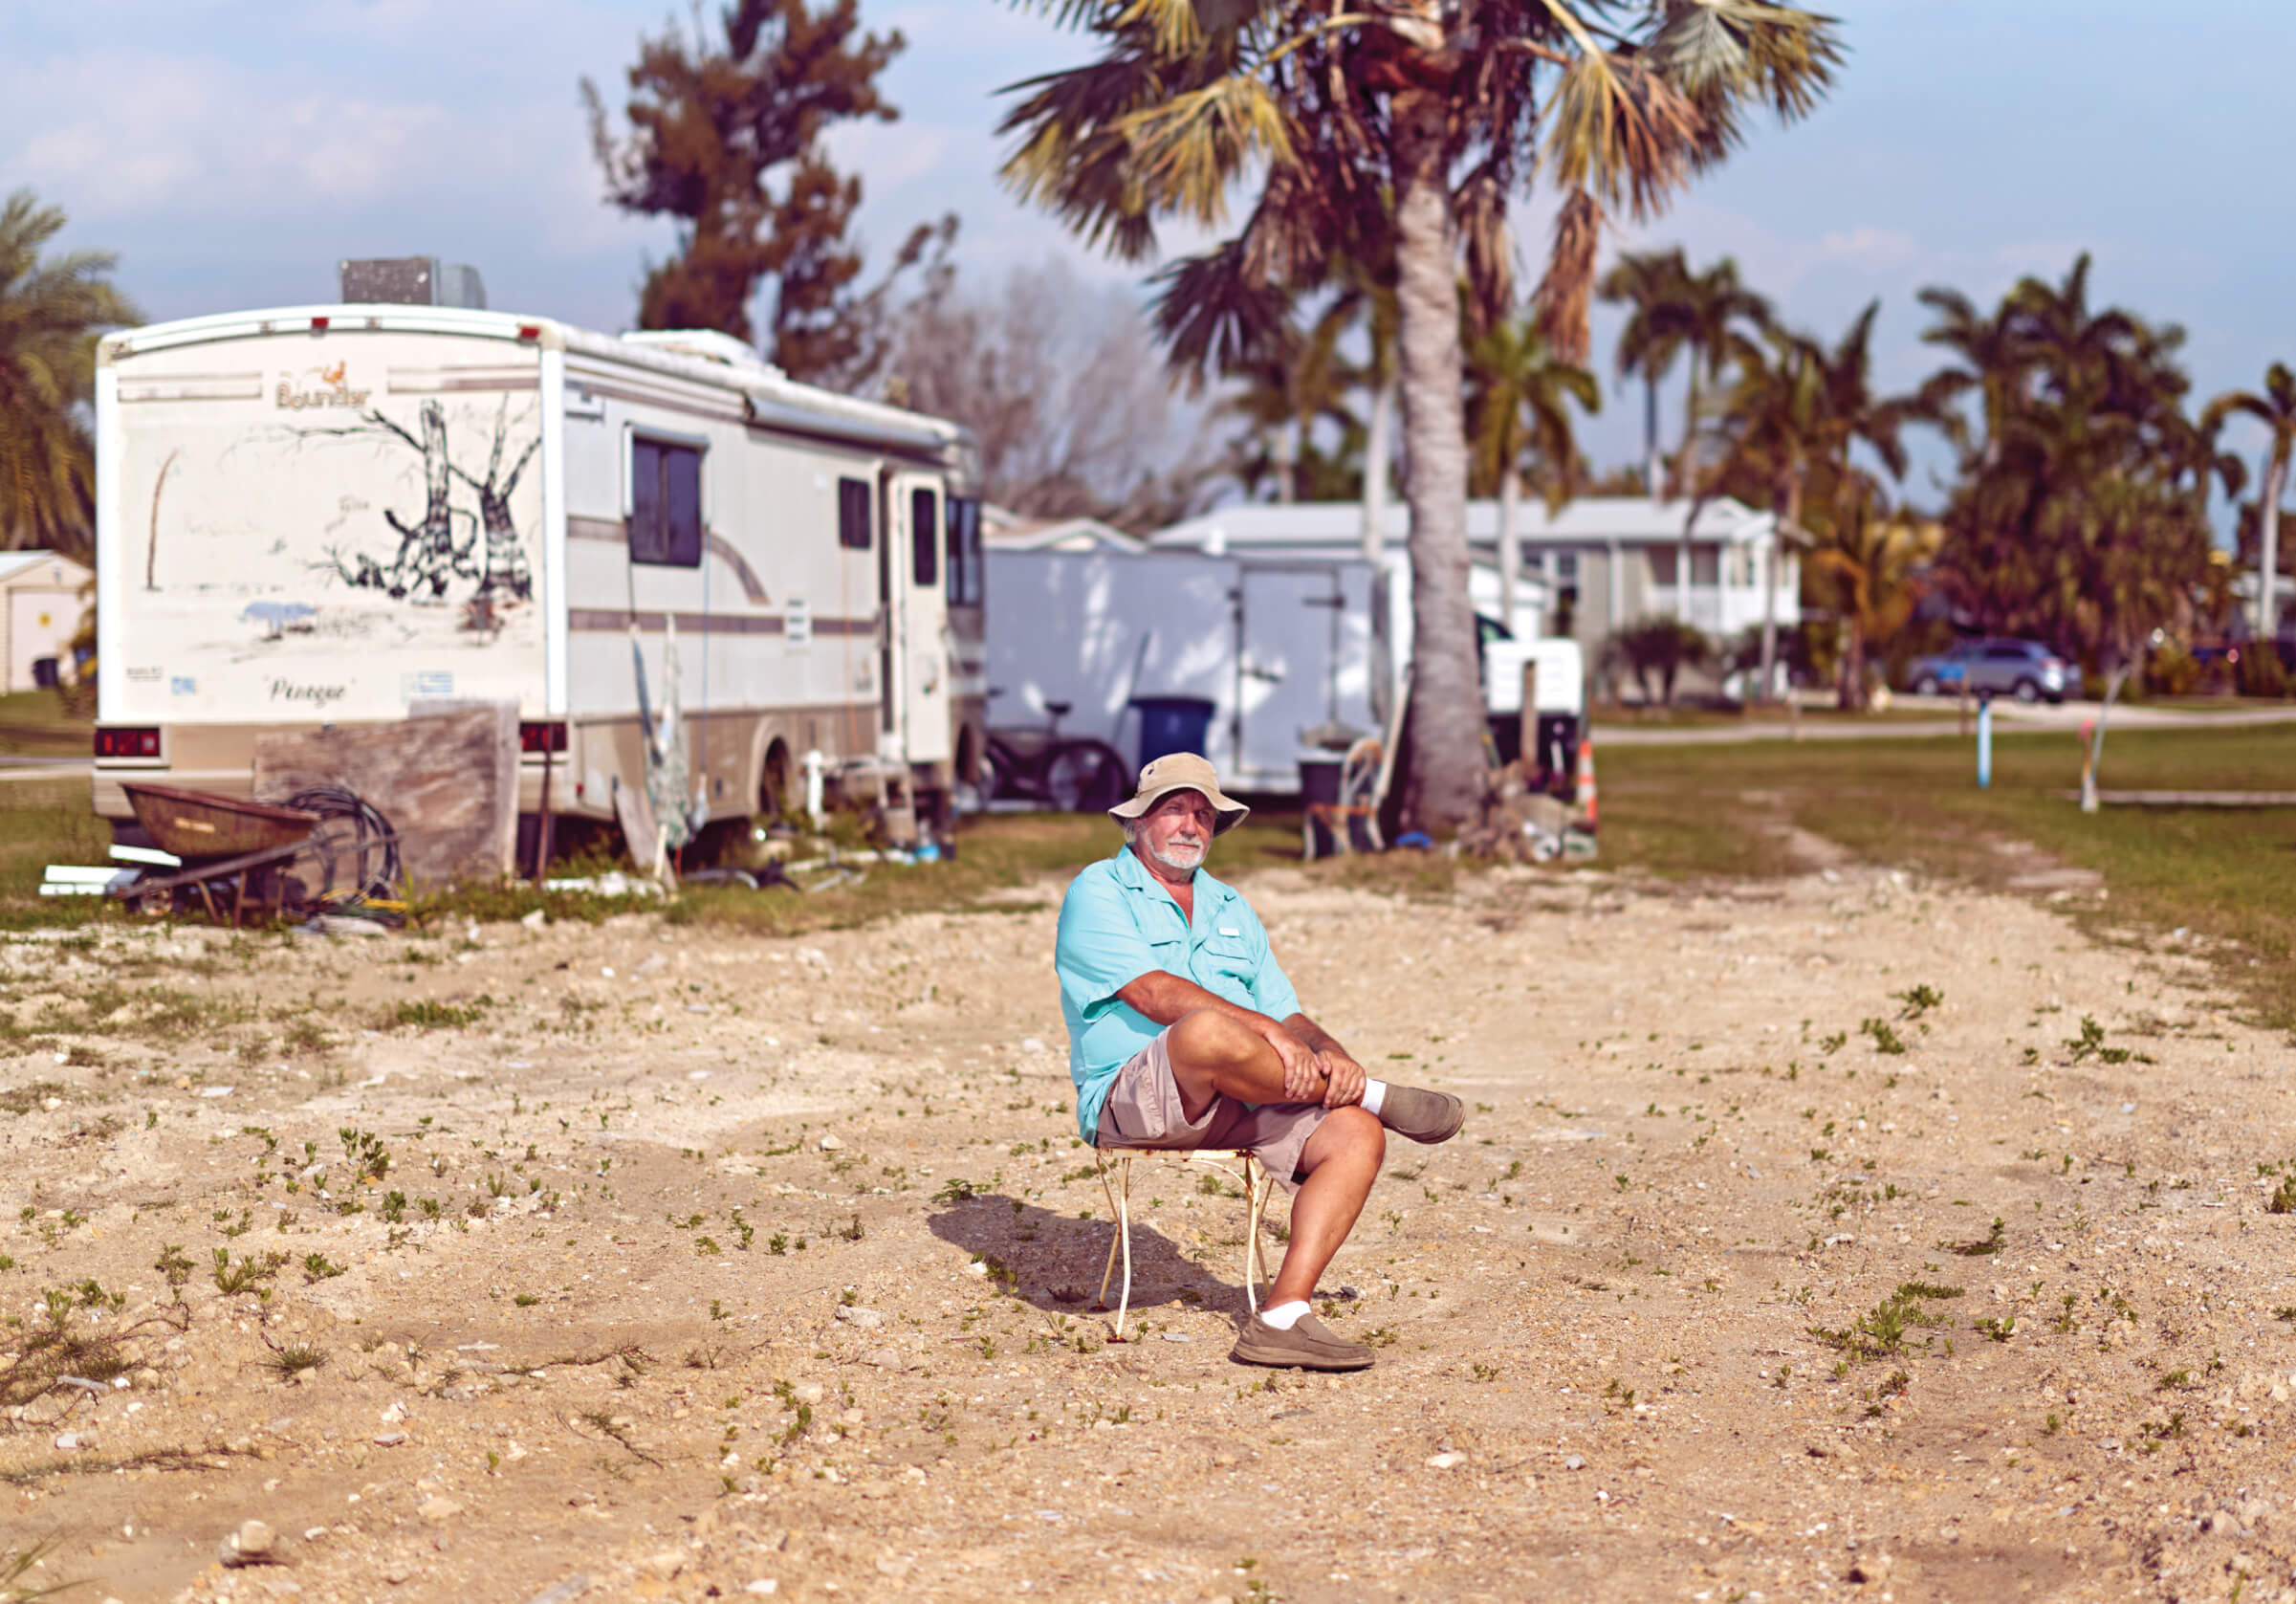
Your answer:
[1600,725,2296,1033]
[0,780,111,915]
[666,810,1317,938]
[0,688,91,757]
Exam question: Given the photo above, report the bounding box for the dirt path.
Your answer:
[1,858,2290,1603]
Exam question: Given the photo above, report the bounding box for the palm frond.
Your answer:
[1532,188,1603,365]
[1454,165,1516,336]
[1150,241,1297,392]
[1120,74,1297,225]
[1540,45,1704,219]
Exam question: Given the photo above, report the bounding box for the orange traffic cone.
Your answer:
[1574,738,1598,834]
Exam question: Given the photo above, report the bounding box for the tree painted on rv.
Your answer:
[291,398,537,620]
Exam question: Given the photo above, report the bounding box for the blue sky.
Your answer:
[7,0,2293,494]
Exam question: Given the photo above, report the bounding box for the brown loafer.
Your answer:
[1229,1312,1374,1372]
[1377,1084,1465,1144]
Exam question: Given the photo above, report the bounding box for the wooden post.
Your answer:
[533,732,557,884]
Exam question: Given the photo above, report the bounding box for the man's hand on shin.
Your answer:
[1315,1046,1368,1109]
[1251,1016,1323,1102]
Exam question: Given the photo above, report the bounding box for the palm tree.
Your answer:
[0,191,140,560]
[1921,255,2219,800]
[1672,255,1771,492]
[1705,303,1912,706]
[1913,284,2026,470]
[1607,250,1770,631]
[1703,326,1819,695]
[997,0,1844,833]
[2200,362,2296,646]
[1597,248,1692,498]
[1465,319,1598,631]
[1807,475,1937,711]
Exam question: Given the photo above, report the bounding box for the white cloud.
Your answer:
[0,52,458,216]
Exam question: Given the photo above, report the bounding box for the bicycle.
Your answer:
[982,696,1129,813]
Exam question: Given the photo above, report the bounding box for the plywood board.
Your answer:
[251,703,517,890]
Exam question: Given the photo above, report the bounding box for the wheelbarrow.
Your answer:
[116,783,344,927]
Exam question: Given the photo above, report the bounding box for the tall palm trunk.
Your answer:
[1644,376,1663,500]
[1361,375,1393,564]
[1759,470,1796,703]
[2261,446,2286,645]
[1678,369,1701,505]
[1498,468,1520,633]
[1390,87,1481,833]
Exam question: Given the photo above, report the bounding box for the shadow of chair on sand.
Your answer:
[928,1192,1263,1329]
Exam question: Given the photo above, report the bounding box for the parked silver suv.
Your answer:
[1904,638,2069,703]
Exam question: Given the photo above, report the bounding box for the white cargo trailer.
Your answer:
[983,547,1377,793]
[985,543,1579,798]
[92,305,984,854]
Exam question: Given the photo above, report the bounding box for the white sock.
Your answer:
[1360,1079,1388,1117]
[1258,1300,1310,1330]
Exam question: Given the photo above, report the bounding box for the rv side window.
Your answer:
[630,438,703,567]
[946,495,983,605]
[837,477,872,550]
[910,488,938,586]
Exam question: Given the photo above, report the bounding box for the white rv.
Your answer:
[91,303,984,852]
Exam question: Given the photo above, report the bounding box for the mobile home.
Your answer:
[92,297,983,853]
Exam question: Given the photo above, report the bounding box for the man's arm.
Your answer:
[1114,971,1323,1098]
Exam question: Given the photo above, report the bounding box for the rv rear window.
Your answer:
[910,488,938,587]
[838,477,872,550]
[630,438,703,567]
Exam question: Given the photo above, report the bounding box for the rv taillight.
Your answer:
[519,721,567,755]
[516,323,541,342]
[94,728,161,759]
[310,316,330,332]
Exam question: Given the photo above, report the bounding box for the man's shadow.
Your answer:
[927,1192,1259,1324]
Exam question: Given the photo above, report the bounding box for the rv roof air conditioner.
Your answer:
[338,257,488,309]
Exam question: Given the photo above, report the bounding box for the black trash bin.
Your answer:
[1129,695,1217,769]
[30,658,58,691]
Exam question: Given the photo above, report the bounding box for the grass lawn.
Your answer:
[1599,723,2296,1033]
[0,718,2286,1032]
[0,688,90,756]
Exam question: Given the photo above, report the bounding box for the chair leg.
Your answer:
[1112,1157,1135,1340]
[1242,1154,1271,1314]
[1095,1156,1124,1311]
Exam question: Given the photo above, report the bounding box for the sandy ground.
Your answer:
[1,850,2292,1604]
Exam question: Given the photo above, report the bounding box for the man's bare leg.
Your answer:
[1164,1009,1323,1119]
[1165,1012,1384,1301]
[1265,1107,1383,1307]
[1165,1008,1464,1146]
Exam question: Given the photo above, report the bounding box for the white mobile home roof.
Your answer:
[0,552,86,587]
[1150,494,1774,556]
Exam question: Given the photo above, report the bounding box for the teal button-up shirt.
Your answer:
[1053,845,1301,1144]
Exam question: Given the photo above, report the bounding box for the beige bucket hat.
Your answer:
[1107,752,1250,835]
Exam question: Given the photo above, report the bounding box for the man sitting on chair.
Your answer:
[1054,753,1466,1371]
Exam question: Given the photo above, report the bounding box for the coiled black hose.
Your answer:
[282,784,401,901]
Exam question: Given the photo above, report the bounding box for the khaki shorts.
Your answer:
[1094,1027,1327,1196]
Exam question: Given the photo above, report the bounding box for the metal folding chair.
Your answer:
[1092,1148,1274,1340]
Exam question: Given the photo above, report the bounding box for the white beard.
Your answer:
[1146,838,1206,874]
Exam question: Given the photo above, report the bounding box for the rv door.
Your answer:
[890,472,951,765]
